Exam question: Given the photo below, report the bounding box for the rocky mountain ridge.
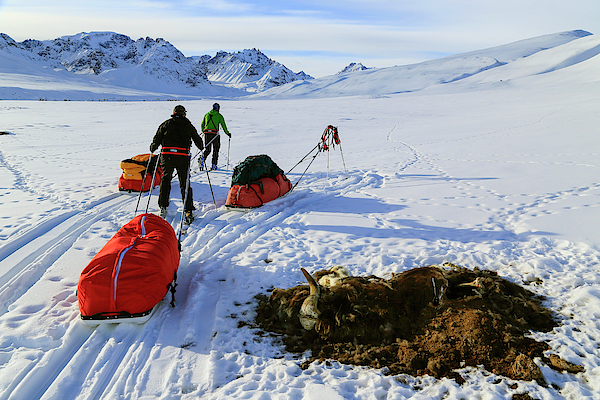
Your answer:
[0,32,314,95]
[197,48,312,92]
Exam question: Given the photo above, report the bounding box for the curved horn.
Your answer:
[301,268,319,296]
[299,268,320,330]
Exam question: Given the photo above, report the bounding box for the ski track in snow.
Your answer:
[0,172,317,399]
[2,40,600,396]
[0,148,132,316]
[388,117,600,246]
[0,166,401,399]
[0,125,594,400]
[2,153,600,399]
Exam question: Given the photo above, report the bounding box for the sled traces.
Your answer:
[0,195,131,318]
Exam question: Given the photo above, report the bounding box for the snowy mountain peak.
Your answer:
[337,62,371,74]
[0,29,594,101]
[0,33,18,48]
[0,32,313,97]
[199,48,313,92]
[17,31,189,77]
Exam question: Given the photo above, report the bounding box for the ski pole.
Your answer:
[327,143,330,179]
[196,132,221,169]
[339,142,348,179]
[227,137,230,172]
[189,133,222,164]
[144,151,162,214]
[134,152,154,215]
[291,151,320,191]
[204,164,217,208]
[286,143,320,175]
[203,132,221,153]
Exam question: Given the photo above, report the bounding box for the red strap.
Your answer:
[161,147,190,156]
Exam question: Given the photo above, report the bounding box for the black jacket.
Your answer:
[150,115,204,153]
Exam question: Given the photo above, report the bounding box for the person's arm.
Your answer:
[150,122,165,152]
[200,114,208,131]
[219,114,231,137]
[190,124,204,150]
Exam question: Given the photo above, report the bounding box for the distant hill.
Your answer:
[254,30,595,99]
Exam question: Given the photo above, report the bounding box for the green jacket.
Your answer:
[201,110,230,137]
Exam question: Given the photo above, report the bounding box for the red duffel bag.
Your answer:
[226,173,292,208]
[77,213,179,323]
[118,154,162,193]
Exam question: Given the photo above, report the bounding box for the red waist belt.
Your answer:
[203,129,218,134]
[161,147,190,156]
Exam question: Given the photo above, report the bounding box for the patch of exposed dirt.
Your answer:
[254,264,581,383]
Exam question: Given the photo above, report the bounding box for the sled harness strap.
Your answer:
[161,147,190,156]
[203,114,218,134]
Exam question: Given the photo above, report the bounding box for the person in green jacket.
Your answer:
[200,103,231,171]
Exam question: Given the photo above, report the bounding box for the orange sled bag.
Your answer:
[225,155,292,209]
[118,154,163,192]
[77,213,179,323]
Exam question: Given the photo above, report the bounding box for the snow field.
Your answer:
[1,36,600,398]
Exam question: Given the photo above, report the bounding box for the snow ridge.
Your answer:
[0,32,312,97]
[199,48,313,92]
[13,32,210,88]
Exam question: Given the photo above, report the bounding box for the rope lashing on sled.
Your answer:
[287,125,348,190]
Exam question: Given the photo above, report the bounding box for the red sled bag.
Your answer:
[226,173,292,208]
[225,155,292,209]
[77,213,179,324]
[118,154,162,193]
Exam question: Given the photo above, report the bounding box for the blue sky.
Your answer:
[1,0,598,77]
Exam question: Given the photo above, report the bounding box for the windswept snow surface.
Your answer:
[1,32,600,399]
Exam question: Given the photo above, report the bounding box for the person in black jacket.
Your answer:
[150,105,203,223]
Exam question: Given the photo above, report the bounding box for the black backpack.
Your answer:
[231,155,284,186]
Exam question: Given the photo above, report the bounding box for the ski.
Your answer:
[81,306,158,326]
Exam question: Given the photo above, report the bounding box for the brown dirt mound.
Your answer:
[254,264,580,383]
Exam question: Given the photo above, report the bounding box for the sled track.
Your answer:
[0,194,132,317]
[1,188,310,400]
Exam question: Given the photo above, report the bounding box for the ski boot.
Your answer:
[184,211,194,225]
[159,207,168,218]
[211,164,218,171]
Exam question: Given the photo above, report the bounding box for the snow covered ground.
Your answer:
[1,32,600,399]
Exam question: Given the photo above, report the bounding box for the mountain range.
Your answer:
[0,30,597,100]
[0,31,313,99]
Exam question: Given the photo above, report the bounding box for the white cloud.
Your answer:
[0,0,598,77]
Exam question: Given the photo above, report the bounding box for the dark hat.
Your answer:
[173,105,186,115]
[212,103,220,111]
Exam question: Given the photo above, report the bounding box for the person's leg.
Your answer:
[211,137,221,167]
[158,156,174,209]
[202,133,214,167]
[175,156,195,212]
